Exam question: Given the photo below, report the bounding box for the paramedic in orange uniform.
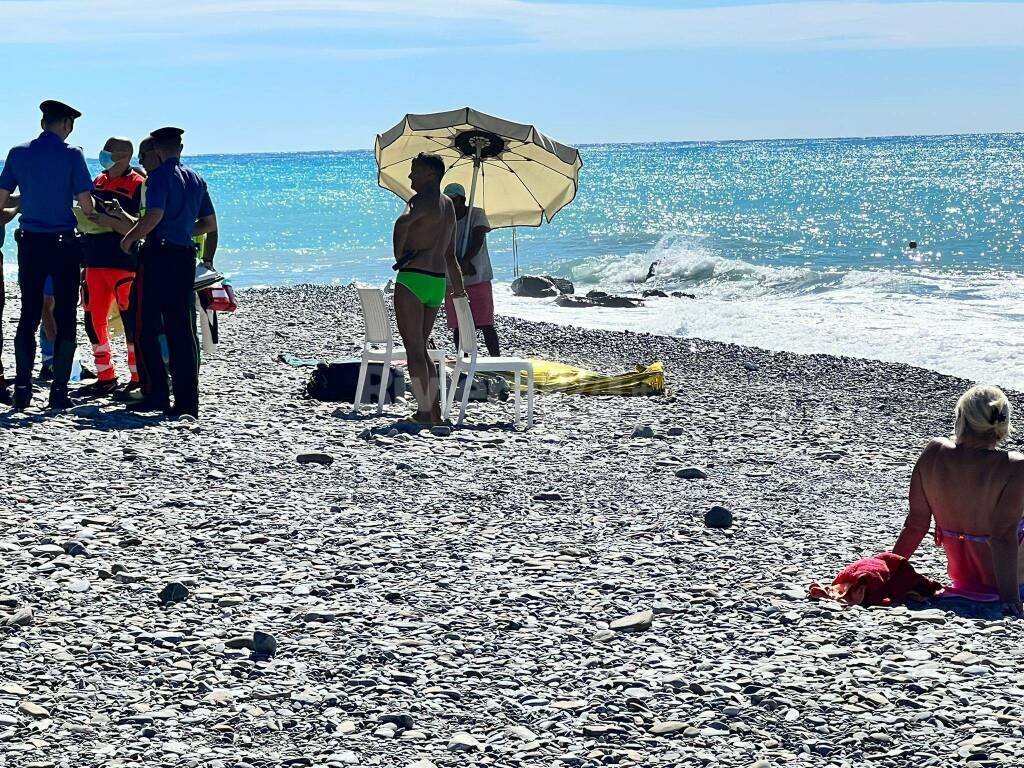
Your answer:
[77,137,145,398]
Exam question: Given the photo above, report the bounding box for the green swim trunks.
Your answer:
[396,268,447,308]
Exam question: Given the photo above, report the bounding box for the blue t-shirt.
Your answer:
[144,157,214,247]
[0,132,93,233]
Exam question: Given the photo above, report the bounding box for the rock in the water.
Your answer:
[586,290,644,308]
[705,506,734,529]
[545,276,574,295]
[631,425,655,439]
[555,292,643,309]
[610,609,653,632]
[158,582,190,605]
[297,452,334,465]
[553,295,597,308]
[252,630,278,657]
[511,275,558,298]
[642,289,668,298]
[675,467,707,480]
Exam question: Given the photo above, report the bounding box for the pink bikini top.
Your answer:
[934,518,1024,546]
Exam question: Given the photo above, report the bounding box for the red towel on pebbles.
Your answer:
[808,552,942,606]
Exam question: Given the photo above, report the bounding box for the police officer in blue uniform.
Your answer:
[121,127,216,418]
[0,100,95,410]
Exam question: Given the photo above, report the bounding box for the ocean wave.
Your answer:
[567,233,1024,305]
[571,233,842,298]
[506,235,1024,389]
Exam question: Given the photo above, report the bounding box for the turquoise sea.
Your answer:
[4,134,1023,387]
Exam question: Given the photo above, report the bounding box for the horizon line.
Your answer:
[158,129,1024,160]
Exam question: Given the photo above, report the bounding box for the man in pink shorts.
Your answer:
[443,183,499,356]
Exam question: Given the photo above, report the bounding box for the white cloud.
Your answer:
[1,1,1023,51]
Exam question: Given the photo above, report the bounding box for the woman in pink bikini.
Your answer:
[893,385,1024,616]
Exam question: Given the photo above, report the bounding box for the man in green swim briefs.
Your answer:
[392,152,466,425]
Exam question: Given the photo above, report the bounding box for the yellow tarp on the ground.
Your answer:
[522,359,664,396]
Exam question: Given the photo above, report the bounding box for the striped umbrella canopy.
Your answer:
[374,107,582,231]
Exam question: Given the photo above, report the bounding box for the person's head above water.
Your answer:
[409,152,446,194]
[100,137,133,174]
[39,100,81,140]
[954,384,1013,447]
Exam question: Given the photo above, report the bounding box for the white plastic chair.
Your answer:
[445,295,534,428]
[353,288,446,414]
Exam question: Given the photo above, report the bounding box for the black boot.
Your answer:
[124,396,170,413]
[13,385,32,411]
[112,381,142,402]
[48,385,77,410]
[77,379,119,398]
[168,403,199,419]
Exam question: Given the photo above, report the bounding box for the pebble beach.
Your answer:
[2,283,1023,768]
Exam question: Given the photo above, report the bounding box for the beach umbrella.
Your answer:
[375,107,582,262]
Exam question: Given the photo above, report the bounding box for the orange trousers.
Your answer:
[82,267,138,383]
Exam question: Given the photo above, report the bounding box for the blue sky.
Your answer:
[0,0,1022,155]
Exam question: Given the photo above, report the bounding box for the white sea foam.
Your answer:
[497,236,1024,390]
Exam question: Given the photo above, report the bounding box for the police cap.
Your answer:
[150,126,185,142]
[39,100,82,120]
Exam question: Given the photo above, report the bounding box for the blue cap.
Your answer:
[443,182,466,199]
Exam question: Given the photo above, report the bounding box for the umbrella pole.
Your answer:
[460,141,483,261]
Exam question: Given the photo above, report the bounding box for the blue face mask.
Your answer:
[98,150,115,170]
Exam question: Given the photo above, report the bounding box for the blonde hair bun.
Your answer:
[954,384,1013,445]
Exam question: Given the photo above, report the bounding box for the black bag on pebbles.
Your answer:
[305,362,405,403]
